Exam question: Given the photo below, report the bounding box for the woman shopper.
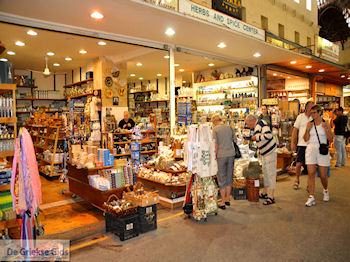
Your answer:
[212,115,236,210]
[303,105,334,207]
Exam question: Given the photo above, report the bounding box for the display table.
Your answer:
[277,152,292,175]
[67,163,132,210]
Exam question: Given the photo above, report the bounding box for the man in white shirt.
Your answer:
[291,101,314,190]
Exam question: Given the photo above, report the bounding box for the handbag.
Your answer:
[233,142,241,159]
[314,120,329,155]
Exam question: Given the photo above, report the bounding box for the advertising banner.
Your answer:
[212,0,242,20]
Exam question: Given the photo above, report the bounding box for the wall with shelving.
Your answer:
[194,65,257,82]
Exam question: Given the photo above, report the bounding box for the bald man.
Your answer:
[118,111,135,130]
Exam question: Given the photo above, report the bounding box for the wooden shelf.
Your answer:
[141,150,156,154]
[0,117,17,123]
[114,140,157,145]
[16,111,31,114]
[144,164,186,174]
[114,153,131,157]
[17,98,66,101]
[39,170,62,177]
[197,104,224,107]
[114,141,130,145]
[16,85,38,89]
[129,90,157,94]
[38,156,62,165]
[112,130,156,135]
[0,83,16,91]
[64,78,93,88]
[0,184,10,191]
[197,92,226,96]
[135,100,169,103]
[0,151,14,157]
[67,92,94,99]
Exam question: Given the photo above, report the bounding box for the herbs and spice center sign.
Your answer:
[212,0,242,20]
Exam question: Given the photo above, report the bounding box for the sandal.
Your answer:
[263,197,275,206]
[293,181,299,190]
[259,193,268,199]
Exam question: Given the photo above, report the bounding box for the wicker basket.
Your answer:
[103,194,136,218]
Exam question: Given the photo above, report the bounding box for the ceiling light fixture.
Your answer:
[290,61,297,64]
[157,73,162,77]
[217,42,227,48]
[182,81,186,83]
[179,69,184,72]
[174,64,180,67]
[0,58,8,61]
[165,28,175,36]
[287,76,291,79]
[65,57,72,61]
[15,41,25,47]
[130,74,136,77]
[53,63,60,67]
[27,30,37,36]
[306,65,312,69]
[164,55,170,59]
[90,10,104,19]
[98,41,106,46]
[340,74,346,78]
[79,50,87,54]
[347,77,350,80]
[47,52,55,56]
[208,63,215,67]
[7,51,15,55]
[273,73,277,76]
[318,69,325,72]
[253,52,261,57]
[139,77,144,80]
[136,62,143,66]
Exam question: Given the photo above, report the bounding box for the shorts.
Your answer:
[305,146,330,167]
[296,146,306,164]
[217,156,234,190]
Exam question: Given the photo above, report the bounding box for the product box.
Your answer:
[131,150,141,160]
[232,188,247,200]
[130,142,140,151]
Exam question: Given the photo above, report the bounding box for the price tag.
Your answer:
[126,223,134,231]
[146,207,152,214]
[254,180,260,187]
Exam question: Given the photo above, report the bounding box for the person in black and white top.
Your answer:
[303,105,334,207]
[245,114,277,205]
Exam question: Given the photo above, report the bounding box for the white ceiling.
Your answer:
[0,0,309,68]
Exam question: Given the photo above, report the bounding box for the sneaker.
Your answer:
[305,196,315,207]
[323,189,329,202]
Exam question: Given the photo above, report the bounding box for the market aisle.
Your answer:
[71,164,350,262]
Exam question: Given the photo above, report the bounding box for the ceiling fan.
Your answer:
[26,56,66,76]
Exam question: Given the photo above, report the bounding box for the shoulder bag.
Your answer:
[231,126,241,159]
[314,120,329,155]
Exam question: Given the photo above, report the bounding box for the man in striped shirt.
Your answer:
[245,114,277,205]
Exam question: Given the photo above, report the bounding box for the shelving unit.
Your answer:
[27,124,65,177]
[0,84,17,159]
[64,78,93,88]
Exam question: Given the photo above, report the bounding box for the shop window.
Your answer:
[294,31,300,44]
[261,16,268,31]
[306,0,311,11]
[278,24,285,39]
[307,36,312,48]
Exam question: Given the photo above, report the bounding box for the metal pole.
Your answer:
[169,47,176,136]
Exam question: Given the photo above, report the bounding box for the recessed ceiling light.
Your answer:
[290,61,297,64]
[15,41,25,47]
[217,42,226,48]
[318,69,325,72]
[157,73,162,77]
[98,41,106,46]
[47,52,55,56]
[65,57,72,61]
[182,80,186,83]
[340,74,346,78]
[347,77,350,80]
[165,28,175,36]
[79,50,87,54]
[208,63,215,67]
[253,52,261,57]
[179,69,184,72]
[0,58,8,61]
[174,64,180,67]
[139,77,144,80]
[273,73,277,76]
[53,63,60,67]
[136,62,143,66]
[306,65,312,69]
[130,74,136,77]
[27,30,37,36]
[164,55,170,59]
[90,10,104,20]
[7,51,15,55]
[287,76,291,79]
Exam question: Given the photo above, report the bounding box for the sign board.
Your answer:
[144,0,178,10]
[316,36,339,62]
[262,98,278,105]
[179,0,265,41]
[212,0,242,20]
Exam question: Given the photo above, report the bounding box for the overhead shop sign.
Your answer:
[316,36,339,62]
[212,0,242,20]
[179,0,265,41]
[144,0,178,10]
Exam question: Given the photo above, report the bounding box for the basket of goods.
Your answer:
[243,161,262,202]
[123,183,159,207]
[233,178,246,188]
[103,194,136,218]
